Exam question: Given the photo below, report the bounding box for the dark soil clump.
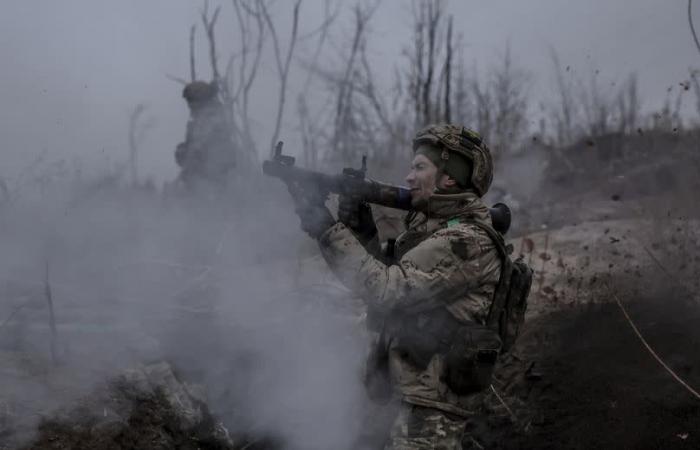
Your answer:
[474,281,700,449]
[21,363,238,450]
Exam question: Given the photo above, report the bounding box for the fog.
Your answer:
[1,1,698,182]
[1,1,699,449]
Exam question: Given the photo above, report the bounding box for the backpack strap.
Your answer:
[451,218,514,330]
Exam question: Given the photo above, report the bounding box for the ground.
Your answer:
[2,133,700,449]
[470,277,700,449]
[13,212,699,450]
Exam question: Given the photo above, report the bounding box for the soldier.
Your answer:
[175,81,236,191]
[291,124,504,449]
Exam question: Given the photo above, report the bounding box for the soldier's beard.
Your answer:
[409,188,434,211]
[409,176,439,211]
[410,195,428,211]
[411,185,465,212]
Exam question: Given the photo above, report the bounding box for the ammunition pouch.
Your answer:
[391,309,456,369]
[444,325,501,395]
[391,309,501,395]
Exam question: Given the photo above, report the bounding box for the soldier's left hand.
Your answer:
[288,184,336,239]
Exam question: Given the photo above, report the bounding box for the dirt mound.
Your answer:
[20,362,241,450]
[468,276,700,449]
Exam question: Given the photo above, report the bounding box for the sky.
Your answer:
[0,0,698,183]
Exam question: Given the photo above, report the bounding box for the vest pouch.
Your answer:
[392,310,457,370]
[444,325,502,395]
[395,331,444,370]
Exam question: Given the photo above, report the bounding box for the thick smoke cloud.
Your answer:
[0,179,374,449]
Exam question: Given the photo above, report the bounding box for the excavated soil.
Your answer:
[21,376,237,450]
[470,276,700,450]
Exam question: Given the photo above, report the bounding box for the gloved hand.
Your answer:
[288,184,336,240]
[338,193,377,244]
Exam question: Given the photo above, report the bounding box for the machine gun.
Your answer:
[262,142,512,234]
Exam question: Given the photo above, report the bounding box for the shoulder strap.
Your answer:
[454,218,513,329]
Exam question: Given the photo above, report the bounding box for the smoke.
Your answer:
[0,177,374,449]
[4,2,700,448]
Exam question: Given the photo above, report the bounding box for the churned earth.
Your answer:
[469,277,700,449]
[7,213,700,450]
[4,139,700,449]
[453,184,700,449]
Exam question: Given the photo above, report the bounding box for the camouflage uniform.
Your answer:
[175,81,236,190]
[385,404,467,450]
[319,189,502,449]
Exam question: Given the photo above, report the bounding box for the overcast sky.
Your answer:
[1,0,698,183]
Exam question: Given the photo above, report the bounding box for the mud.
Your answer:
[471,276,700,449]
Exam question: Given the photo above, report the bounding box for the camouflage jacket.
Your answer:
[179,103,236,179]
[318,191,502,416]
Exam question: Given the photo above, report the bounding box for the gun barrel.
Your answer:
[263,160,413,210]
[262,160,338,189]
[263,159,510,234]
[362,180,413,210]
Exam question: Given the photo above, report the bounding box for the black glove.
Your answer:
[288,184,336,240]
[338,193,377,244]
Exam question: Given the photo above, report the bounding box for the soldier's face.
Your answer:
[406,154,441,207]
[406,152,457,207]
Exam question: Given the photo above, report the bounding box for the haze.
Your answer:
[0,0,696,183]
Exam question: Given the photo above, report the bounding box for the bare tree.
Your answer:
[297,0,338,169]
[444,15,453,123]
[548,48,578,147]
[616,73,640,135]
[690,71,700,126]
[580,70,612,138]
[689,0,700,58]
[298,2,383,169]
[261,0,302,157]
[420,0,441,125]
[408,0,447,127]
[490,43,529,158]
[226,0,267,167]
[201,0,222,82]
[330,3,372,159]
[452,56,475,133]
[471,74,493,147]
[189,25,197,82]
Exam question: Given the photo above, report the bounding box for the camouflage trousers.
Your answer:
[383,403,467,450]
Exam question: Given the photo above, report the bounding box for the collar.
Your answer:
[404,190,491,230]
[423,190,488,220]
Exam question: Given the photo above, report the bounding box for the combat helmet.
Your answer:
[413,124,493,197]
[182,81,218,104]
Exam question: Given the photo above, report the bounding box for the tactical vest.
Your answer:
[375,213,532,395]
